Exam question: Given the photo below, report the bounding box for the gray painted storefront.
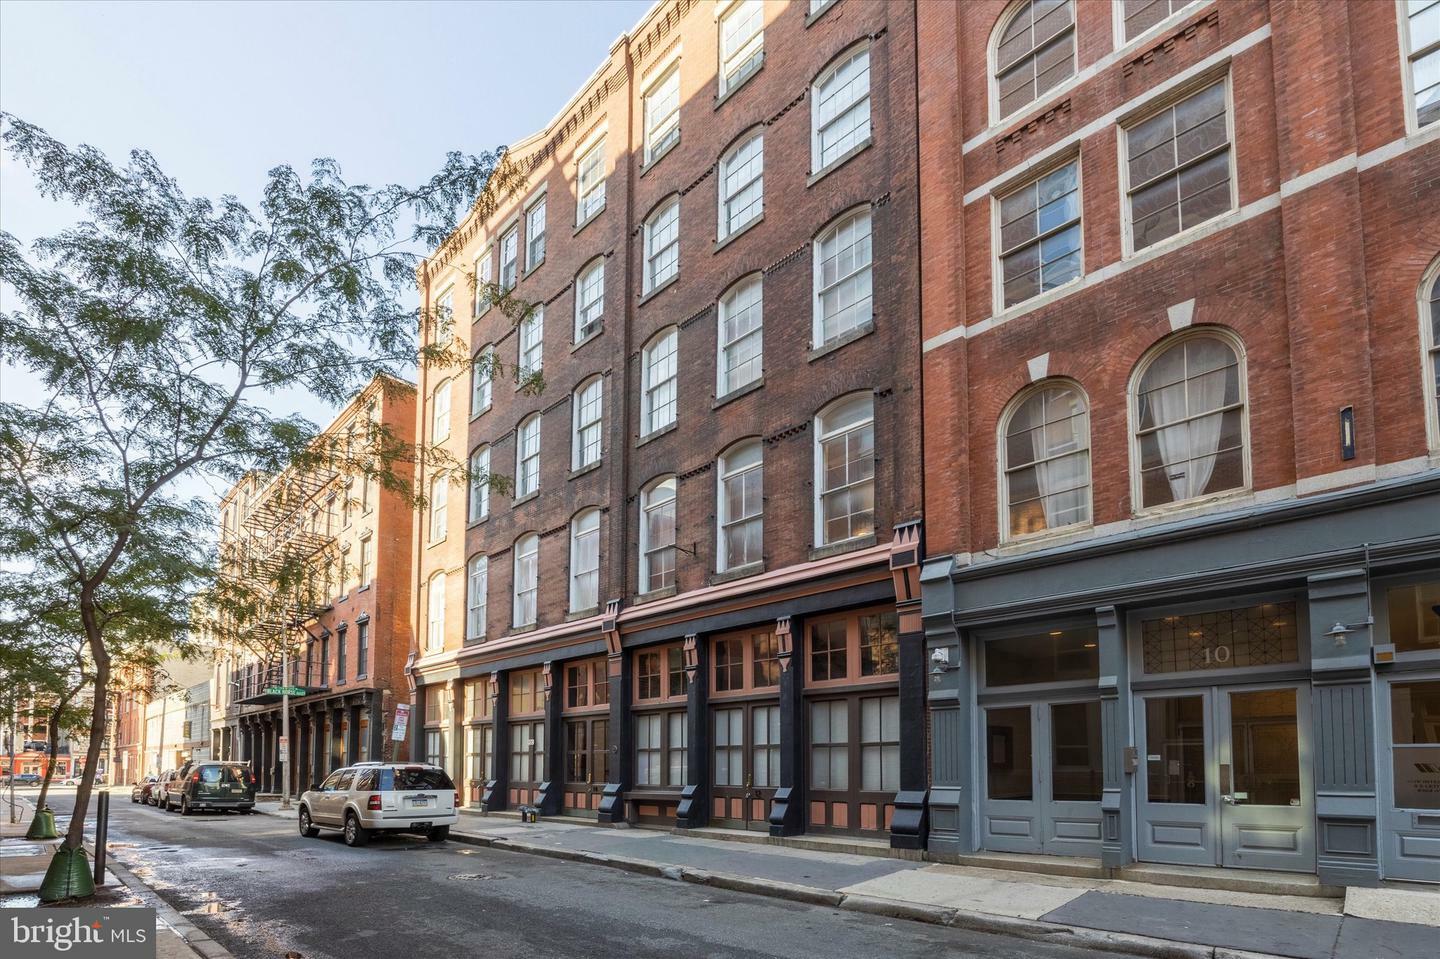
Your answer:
[921,472,1440,887]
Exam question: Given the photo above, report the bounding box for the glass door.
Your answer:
[711,703,777,830]
[1382,678,1440,882]
[982,700,1103,856]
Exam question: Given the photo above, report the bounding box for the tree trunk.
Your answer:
[64,626,109,853]
[34,704,63,810]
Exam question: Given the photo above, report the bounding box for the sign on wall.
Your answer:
[391,704,410,742]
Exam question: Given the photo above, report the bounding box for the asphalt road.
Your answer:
[38,789,1125,959]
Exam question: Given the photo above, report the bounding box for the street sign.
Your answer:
[265,686,305,697]
[278,736,289,762]
[391,704,410,742]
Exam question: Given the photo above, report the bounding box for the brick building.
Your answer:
[409,0,928,842]
[916,0,1440,886]
[217,374,418,795]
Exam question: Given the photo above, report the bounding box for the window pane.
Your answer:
[1145,696,1205,803]
[985,627,1099,686]
[1385,581,1440,654]
[1051,701,1102,801]
[1229,688,1300,806]
[986,706,1032,800]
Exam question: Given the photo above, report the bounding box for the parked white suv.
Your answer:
[298,762,459,846]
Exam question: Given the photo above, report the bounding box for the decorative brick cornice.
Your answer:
[1123,8,1221,77]
[994,99,1072,157]
[677,461,713,482]
[765,422,809,445]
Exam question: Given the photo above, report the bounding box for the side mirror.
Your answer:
[309,783,319,792]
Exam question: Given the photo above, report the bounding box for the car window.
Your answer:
[354,770,377,790]
[222,765,249,784]
[381,767,455,791]
[319,770,344,791]
[200,766,223,783]
[336,770,356,790]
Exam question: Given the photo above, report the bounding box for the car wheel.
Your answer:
[427,825,450,843]
[342,812,370,847]
[298,807,319,838]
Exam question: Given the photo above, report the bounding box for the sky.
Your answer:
[0,0,651,503]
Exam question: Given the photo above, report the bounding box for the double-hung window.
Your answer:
[640,477,677,593]
[1002,383,1092,538]
[499,225,519,292]
[426,571,446,652]
[719,0,764,95]
[717,275,763,394]
[569,509,600,613]
[994,0,1075,121]
[1123,80,1233,253]
[815,394,875,546]
[466,555,488,642]
[718,440,763,572]
[577,134,607,223]
[428,475,448,543]
[525,193,546,270]
[1404,0,1440,129]
[431,378,452,443]
[575,260,605,341]
[572,376,603,469]
[641,328,678,434]
[515,414,540,499]
[472,346,492,415]
[644,199,680,293]
[997,159,1081,308]
[519,306,543,375]
[812,44,870,171]
[474,248,493,316]
[1119,0,1197,43]
[644,63,681,164]
[813,209,873,347]
[718,131,763,238]
[513,533,538,627]
[468,445,490,522]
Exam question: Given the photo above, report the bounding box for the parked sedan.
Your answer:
[130,775,160,803]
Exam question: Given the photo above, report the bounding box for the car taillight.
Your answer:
[191,772,201,783]
[367,794,381,810]
[454,791,461,808]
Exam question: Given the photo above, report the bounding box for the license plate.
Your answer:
[407,797,430,807]
[410,821,432,831]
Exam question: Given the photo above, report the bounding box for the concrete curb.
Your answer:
[101,851,237,959]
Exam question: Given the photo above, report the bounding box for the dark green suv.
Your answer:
[164,762,257,814]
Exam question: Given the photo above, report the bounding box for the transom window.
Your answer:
[515,414,541,499]
[1140,602,1299,674]
[642,328,678,434]
[644,63,682,163]
[575,260,605,342]
[717,275,763,394]
[635,644,689,703]
[815,393,876,546]
[998,159,1081,308]
[466,555,488,642]
[1124,80,1233,252]
[1120,0,1198,42]
[471,346,493,414]
[431,378,452,443]
[512,533,539,627]
[1385,580,1440,654]
[719,0,764,95]
[572,376,604,469]
[711,631,780,695]
[718,440,763,572]
[1405,0,1440,129]
[468,445,490,522]
[719,131,764,238]
[640,476,677,594]
[644,198,680,292]
[569,508,601,613]
[518,306,543,375]
[1002,382,1092,538]
[1133,333,1246,510]
[807,610,899,684]
[577,134,607,223]
[428,474,448,542]
[564,658,610,710]
[814,209,873,348]
[499,225,519,292]
[426,571,446,652]
[525,193,546,270]
[812,44,871,171]
[994,0,1075,121]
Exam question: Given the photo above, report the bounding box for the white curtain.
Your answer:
[1029,391,1089,528]
[1148,343,1228,502]
[1148,375,1195,504]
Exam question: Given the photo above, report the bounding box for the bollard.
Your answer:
[93,791,109,887]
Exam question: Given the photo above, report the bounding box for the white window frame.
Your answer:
[474,247,493,316]
[643,59,682,165]
[718,0,765,96]
[992,155,1084,313]
[513,533,539,628]
[641,327,679,435]
[525,191,547,271]
[812,207,874,348]
[996,380,1094,543]
[519,305,544,376]
[1112,0,1205,50]
[515,414,541,499]
[644,197,681,293]
[576,129,608,225]
[1399,0,1440,134]
[1126,328,1252,516]
[811,42,872,173]
[468,445,490,523]
[499,223,519,292]
[428,474,448,543]
[434,287,455,333]
[1419,255,1440,452]
[431,377,452,443]
[717,439,763,573]
[426,571,446,652]
[639,476,678,594]
[569,508,601,613]
[989,0,1078,125]
[716,274,763,395]
[813,392,876,547]
[572,376,604,470]
[575,259,605,342]
[472,345,493,416]
[718,130,764,239]
[466,555,488,642]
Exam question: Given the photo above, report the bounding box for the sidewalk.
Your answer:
[1,795,229,959]
[253,799,1438,959]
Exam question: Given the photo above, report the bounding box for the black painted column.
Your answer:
[677,633,708,828]
[538,663,563,815]
[890,624,929,849]
[368,693,384,763]
[598,639,631,825]
[769,615,805,837]
[483,672,509,811]
[347,701,362,766]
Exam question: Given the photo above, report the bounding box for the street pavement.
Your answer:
[32,790,1130,959]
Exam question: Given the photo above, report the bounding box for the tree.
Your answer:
[0,112,529,897]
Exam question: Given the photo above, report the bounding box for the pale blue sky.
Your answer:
[0,0,650,498]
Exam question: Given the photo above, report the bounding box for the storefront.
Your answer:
[561,657,608,817]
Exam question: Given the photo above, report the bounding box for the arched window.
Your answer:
[718,131,764,239]
[431,377,452,443]
[570,508,601,613]
[718,440,763,572]
[641,328,678,435]
[428,474,448,543]
[572,376,604,470]
[515,414,541,498]
[993,0,1075,121]
[1422,259,1440,449]
[426,571,446,652]
[639,476,677,594]
[813,209,873,348]
[814,393,875,546]
[513,533,539,627]
[471,346,493,415]
[466,555,488,642]
[644,197,680,292]
[717,275,763,395]
[575,259,605,342]
[1132,332,1247,510]
[1001,382,1091,538]
[812,43,871,171]
[468,445,490,523]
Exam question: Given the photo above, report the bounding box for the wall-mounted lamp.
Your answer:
[930,646,956,675]
[1325,618,1372,647]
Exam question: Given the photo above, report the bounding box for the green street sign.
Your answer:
[265,685,306,697]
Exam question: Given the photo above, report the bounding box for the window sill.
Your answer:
[638,273,679,307]
[805,0,839,27]
[712,377,764,409]
[574,201,606,237]
[710,562,764,586]
[714,213,763,253]
[572,325,604,353]
[636,421,678,448]
[809,533,878,562]
[566,606,601,622]
[807,136,873,187]
[635,585,678,604]
[425,537,447,550]
[522,257,545,281]
[640,136,680,178]
[467,515,489,530]
[568,461,602,481]
[474,304,492,323]
[807,319,875,362]
[357,584,370,593]
[995,523,1096,555]
[470,403,491,423]
[512,491,540,508]
[1122,203,1240,263]
[507,624,539,637]
[1131,487,1253,524]
[714,55,763,110]
[993,274,1084,323]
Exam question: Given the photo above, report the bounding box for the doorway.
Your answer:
[1381,677,1440,882]
[711,702,778,830]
